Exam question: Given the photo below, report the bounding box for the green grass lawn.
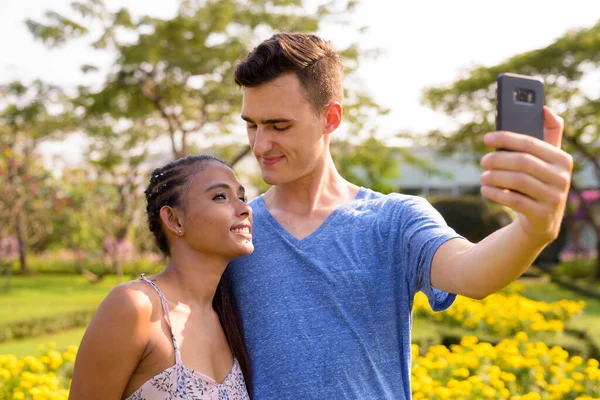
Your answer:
[521,278,600,353]
[0,275,119,323]
[1,273,599,359]
[521,279,600,315]
[0,327,87,357]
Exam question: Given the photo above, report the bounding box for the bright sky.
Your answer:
[1,0,599,166]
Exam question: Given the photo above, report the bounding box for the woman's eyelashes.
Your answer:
[212,193,248,203]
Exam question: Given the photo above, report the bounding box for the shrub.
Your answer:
[554,259,598,281]
[428,195,514,243]
[11,251,164,277]
[0,310,95,344]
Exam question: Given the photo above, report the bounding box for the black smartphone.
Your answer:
[496,73,545,141]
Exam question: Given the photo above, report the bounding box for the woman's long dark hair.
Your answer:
[213,270,252,395]
[144,155,252,394]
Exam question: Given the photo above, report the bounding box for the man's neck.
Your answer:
[264,156,360,217]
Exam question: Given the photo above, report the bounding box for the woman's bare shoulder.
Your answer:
[97,278,163,320]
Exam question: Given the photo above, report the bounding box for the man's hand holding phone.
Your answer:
[480,99,573,247]
[430,74,573,298]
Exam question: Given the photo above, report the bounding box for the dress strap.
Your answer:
[139,274,183,366]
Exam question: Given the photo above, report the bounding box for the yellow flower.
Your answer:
[587,358,599,369]
[460,336,479,347]
[515,331,528,342]
[0,368,11,379]
[452,367,470,379]
[13,391,25,400]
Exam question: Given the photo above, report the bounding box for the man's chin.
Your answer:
[261,173,283,186]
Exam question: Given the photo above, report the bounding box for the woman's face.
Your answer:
[176,161,253,260]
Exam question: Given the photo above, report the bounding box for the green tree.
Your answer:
[332,135,449,195]
[86,125,150,280]
[418,19,600,277]
[331,136,401,194]
[28,0,387,165]
[0,81,73,273]
[50,162,144,277]
[26,1,393,250]
[49,168,104,272]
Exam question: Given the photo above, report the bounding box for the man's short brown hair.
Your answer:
[234,32,343,114]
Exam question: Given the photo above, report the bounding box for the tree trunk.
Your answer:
[112,254,123,283]
[4,261,12,291]
[16,211,29,274]
[75,249,84,274]
[1,260,12,292]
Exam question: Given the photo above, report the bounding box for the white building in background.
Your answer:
[389,147,599,261]
[391,148,483,196]
[391,147,598,195]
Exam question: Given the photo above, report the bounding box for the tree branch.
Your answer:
[229,145,251,167]
[137,73,181,158]
[564,131,600,175]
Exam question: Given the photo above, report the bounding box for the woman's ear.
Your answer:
[160,206,184,236]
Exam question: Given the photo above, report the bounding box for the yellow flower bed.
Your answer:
[412,333,600,400]
[0,343,74,400]
[2,333,599,399]
[413,287,586,336]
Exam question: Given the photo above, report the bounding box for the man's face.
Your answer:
[240,73,327,186]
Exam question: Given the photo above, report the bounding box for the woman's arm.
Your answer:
[69,284,152,400]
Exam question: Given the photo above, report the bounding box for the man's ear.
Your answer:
[323,102,342,134]
[160,206,184,236]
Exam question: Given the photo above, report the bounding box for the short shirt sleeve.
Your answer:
[394,195,464,311]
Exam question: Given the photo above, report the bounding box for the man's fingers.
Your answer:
[543,106,565,148]
[480,152,571,190]
[483,131,568,168]
[480,185,539,216]
[480,170,557,202]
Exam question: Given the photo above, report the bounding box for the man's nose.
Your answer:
[252,127,274,155]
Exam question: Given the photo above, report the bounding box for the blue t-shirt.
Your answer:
[228,187,461,399]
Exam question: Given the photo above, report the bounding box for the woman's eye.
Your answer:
[213,193,227,200]
[239,196,248,203]
[246,124,257,130]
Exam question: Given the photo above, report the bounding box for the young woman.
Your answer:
[69,155,253,399]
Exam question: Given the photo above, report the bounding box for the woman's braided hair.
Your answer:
[144,154,226,256]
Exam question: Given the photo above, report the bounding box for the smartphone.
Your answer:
[496,73,545,141]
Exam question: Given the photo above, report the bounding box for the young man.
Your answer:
[227,33,573,399]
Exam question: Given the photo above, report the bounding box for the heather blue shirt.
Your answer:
[228,187,461,399]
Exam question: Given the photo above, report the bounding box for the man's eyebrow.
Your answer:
[241,115,294,124]
[205,183,246,194]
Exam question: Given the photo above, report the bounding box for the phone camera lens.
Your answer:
[514,88,535,103]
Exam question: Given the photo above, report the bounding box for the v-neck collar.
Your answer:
[254,187,367,247]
